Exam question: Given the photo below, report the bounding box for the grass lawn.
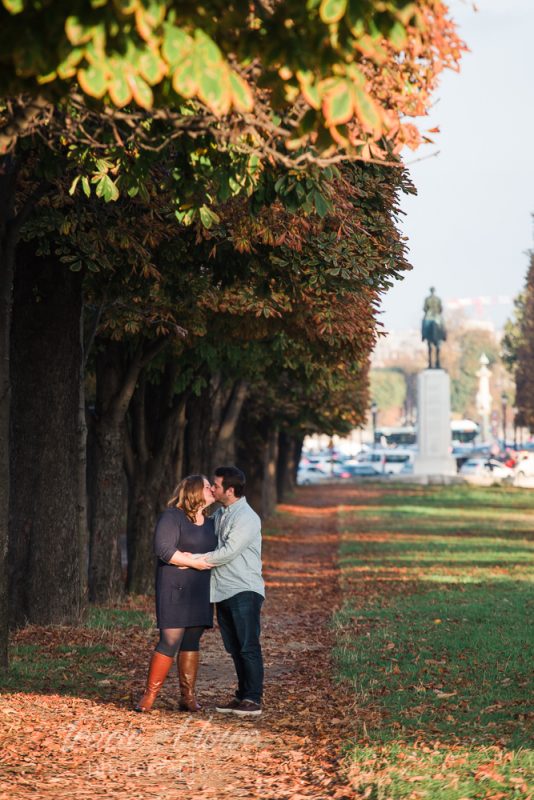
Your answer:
[334,483,534,800]
[0,603,154,700]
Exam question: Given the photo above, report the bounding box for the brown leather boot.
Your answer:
[134,652,174,712]
[178,651,201,712]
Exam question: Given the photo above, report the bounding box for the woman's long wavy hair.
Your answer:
[167,474,209,523]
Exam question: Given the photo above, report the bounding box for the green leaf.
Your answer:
[353,85,382,136]
[65,16,97,46]
[81,176,91,197]
[193,29,222,66]
[78,64,108,99]
[320,0,347,24]
[69,261,83,272]
[95,174,119,202]
[172,56,197,98]
[128,73,153,109]
[199,205,220,229]
[108,65,132,106]
[196,66,231,116]
[313,190,331,218]
[297,70,321,110]
[68,175,80,196]
[162,24,193,66]
[139,49,164,85]
[229,71,253,113]
[57,47,84,79]
[2,0,24,13]
[322,79,353,126]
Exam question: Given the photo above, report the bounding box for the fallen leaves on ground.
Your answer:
[0,487,359,800]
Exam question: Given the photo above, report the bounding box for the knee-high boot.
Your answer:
[134,651,174,712]
[178,651,201,712]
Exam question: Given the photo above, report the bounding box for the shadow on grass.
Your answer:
[0,606,154,704]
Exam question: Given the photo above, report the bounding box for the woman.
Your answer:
[134,475,216,713]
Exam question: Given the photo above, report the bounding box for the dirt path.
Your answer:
[0,487,360,800]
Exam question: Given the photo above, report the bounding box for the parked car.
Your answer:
[514,454,534,478]
[297,465,330,485]
[459,458,514,480]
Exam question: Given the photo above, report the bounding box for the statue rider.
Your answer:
[422,287,446,368]
[423,287,444,327]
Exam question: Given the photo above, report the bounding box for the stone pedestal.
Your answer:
[413,369,457,476]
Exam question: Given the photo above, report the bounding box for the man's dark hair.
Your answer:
[214,466,246,498]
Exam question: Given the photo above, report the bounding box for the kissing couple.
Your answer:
[134,466,264,717]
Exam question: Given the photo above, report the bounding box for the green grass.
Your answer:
[0,606,154,699]
[0,641,125,698]
[86,605,153,630]
[335,483,534,799]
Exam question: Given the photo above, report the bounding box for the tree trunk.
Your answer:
[212,380,248,469]
[262,427,279,518]
[126,369,186,595]
[87,343,128,603]
[236,404,278,518]
[276,432,303,502]
[184,376,247,477]
[0,159,18,667]
[9,251,85,626]
[87,338,169,602]
[183,383,213,475]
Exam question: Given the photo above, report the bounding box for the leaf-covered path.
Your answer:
[0,487,358,800]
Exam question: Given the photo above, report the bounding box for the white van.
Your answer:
[353,449,414,476]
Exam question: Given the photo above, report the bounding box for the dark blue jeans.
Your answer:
[216,591,264,704]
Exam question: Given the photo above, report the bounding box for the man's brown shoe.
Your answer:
[215,697,242,713]
[232,699,262,717]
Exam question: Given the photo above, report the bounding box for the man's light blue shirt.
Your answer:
[197,496,265,603]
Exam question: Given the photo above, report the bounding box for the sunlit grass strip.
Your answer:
[334,484,534,799]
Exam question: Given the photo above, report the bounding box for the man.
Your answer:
[194,465,265,717]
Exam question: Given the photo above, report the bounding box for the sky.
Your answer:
[379,0,534,333]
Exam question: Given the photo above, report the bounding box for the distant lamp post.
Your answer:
[501,392,508,445]
[370,401,378,448]
[476,354,492,443]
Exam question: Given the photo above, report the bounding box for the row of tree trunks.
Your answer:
[4,253,303,645]
[9,251,85,626]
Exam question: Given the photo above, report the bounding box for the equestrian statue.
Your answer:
[421,287,446,369]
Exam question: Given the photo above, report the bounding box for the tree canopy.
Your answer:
[1,0,464,161]
[504,252,534,431]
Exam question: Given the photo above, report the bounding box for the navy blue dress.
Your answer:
[154,508,216,629]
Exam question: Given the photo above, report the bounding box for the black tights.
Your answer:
[155,626,205,658]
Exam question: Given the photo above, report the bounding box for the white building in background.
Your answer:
[372,328,426,367]
[304,429,366,456]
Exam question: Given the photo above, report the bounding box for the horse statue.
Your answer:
[421,287,446,369]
